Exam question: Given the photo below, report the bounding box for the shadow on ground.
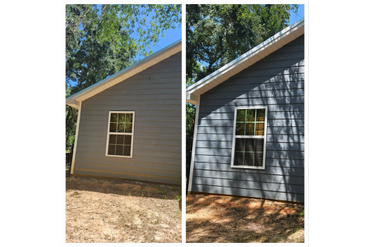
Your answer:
[186,194,304,243]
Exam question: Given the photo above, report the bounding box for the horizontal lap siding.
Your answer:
[192,35,304,202]
[74,52,181,185]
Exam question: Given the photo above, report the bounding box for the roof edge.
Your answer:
[186,18,304,97]
[66,39,182,108]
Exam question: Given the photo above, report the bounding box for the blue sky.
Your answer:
[116,5,182,56]
[289,4,305,25]
[131,13,182,61]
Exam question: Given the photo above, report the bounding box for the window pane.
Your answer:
[124,146,131,156]
[254,152,263,167]
[124,135,132,145]
[255,123,265,136]
[118,113,126,123]
[110,123,117,132]
[245,123,254,135]
[108,112,134,157]
[108,144,115,155]
[255,139,264,151]
[126,114,133,123]
[125,123,132,133]
[236,109,245,122]
[117,123,125,132]
[109,135,117,144]
[110,113,118,123]
[116,145,123,155]
[234,152,244,166]
[244,139,254,150]
[246,109,255,121]
[244,152,254,166]
[235,138,244,152]
[235,123,245,135]
[256,109,265,122]
[233,108,266,168]
[233,138,264,167]
[117,135,124,145]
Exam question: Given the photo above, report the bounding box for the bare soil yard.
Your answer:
[186,194,304,243]
[66,176,182,243]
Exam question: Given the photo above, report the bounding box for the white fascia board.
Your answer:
[66,98,80,109]
[186,18,304,98]
[66,40,182,108]
[186,92,199,105]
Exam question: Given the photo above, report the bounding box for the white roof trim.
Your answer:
[186,18,304,105]
[66,40,182,109]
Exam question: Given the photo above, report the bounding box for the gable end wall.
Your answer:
[192,35,304,202]
[73,52,181,185]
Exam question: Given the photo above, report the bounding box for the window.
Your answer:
[231,107,267,169]
[105,111,135,158]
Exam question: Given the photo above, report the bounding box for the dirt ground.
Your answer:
[186,194,304,243]
[66,176,182,243]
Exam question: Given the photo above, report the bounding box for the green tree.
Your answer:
[186,103,196,155]
[186,4,298,84]
[65,4,181,151]
[65,85,77,152]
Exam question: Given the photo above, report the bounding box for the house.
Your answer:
[186,19,305,202]
[66,40,182,185]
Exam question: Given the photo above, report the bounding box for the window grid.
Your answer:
[105,111,134,158]
[234,139,264,167]
[232,107,267,169]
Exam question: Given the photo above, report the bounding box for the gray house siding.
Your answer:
[192,35,304,201]
[73,52,181,185]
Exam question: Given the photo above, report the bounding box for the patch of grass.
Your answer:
[296,210,304,217]
[271,236,284,243]
[159,189,167,194]
[243,234,261,243]
[259,236,268,242]
[175,195,181,201]
[232,237,242,243]
[291,226,302,234]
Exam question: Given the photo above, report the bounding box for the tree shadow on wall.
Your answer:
[192,36,305,202]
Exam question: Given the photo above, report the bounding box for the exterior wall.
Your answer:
[73,52,181,185]
[192,35,304,201]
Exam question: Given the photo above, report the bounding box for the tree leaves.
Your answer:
[66,4,181,91]
[186,4,298,84]
[65,4,181,151]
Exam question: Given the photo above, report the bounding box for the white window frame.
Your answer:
[231,106,268,169]
[105,111,135,158]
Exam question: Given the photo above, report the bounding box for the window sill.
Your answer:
[106,154,133,158]
[231,165,265,170]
